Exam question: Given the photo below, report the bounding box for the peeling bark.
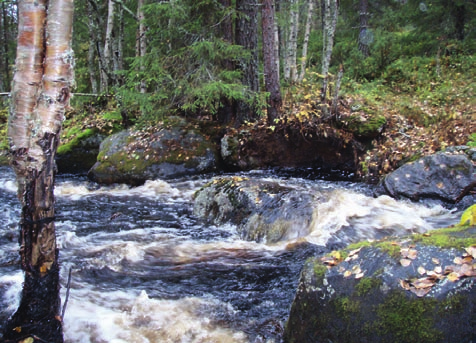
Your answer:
[4,0,74,341]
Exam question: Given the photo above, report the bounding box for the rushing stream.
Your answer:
[0,165,460,343]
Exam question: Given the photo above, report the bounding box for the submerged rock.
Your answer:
[88,117,219,185]
[381,153,476,203]
[284,226,476,343]
[193,176,317,243]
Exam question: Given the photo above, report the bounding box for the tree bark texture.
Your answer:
[358,0,370,57]
[137,0,147,94]
[87,1,98,94]
[320,0,338,119]
[4,0,74,341]
[216,0,236,124]
[298,0,314,82]
[261,0,282,122]
[285,0,299,83]
[102,0,115,92]
[235,0,259,123]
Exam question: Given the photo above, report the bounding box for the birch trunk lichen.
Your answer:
[4,0,74,341]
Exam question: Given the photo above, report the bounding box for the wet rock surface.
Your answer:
[381,153,476,203]
[284,227,476,343]
[193,176,317,243]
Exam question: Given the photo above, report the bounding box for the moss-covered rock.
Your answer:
[284,226,476,342]
[341,113,387,139]
[88,117,219,185]
[56,129,106,173]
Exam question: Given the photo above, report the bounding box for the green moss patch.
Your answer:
[375,291,442,342]
[412,225,476,249]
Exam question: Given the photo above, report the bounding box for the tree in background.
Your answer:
[262,0,282,122]
[0,1,16,93]
[3,0,74,341]
[235,0,260,124]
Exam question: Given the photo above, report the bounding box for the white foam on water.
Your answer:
[63,289,247,343]
[306,189,449,245]
[55,179,183,201]
[0,271,23,314]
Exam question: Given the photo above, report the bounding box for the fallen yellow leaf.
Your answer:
[447,272,460,282]
[400,258,412,267]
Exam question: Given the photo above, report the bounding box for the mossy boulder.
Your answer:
[341,113,387,140]
[88,117,219,185]
[284,226,476,343]
[56,129,106,173]
[193,176,316,243]
[381,153,476,203]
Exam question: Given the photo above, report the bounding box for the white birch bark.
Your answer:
[102,0,115,92]
[298,0,314,82]
[288,0,299,82]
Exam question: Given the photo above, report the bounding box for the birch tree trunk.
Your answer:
[286,0,299,83]
[102,0,115,92]
[298,0,314,82]
[320,0,338,119]
[262,0,282,122]
[3,0,74,341]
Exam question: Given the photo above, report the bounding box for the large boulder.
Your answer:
[193,176,316,243]
[88,117,219,185]
[56,130,106,174]
[382,153,476,203]
[284,226,476,343]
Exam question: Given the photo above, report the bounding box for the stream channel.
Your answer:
[0,165,461,342]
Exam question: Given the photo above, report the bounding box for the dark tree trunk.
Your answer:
[0,2,12,92]
[262,0,282,123]
[358,0,370,57]
[453,4,465,40]
[235,0,259,124]
[216,0,236,124]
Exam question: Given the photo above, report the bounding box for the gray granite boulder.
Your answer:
[382,153,475,203]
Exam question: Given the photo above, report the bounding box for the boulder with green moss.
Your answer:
[284,225,476,343]
[56,129,106,173]
[88,117,219,185]
[341,113,387,139]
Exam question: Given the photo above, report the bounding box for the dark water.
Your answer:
[0,166,459,342]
